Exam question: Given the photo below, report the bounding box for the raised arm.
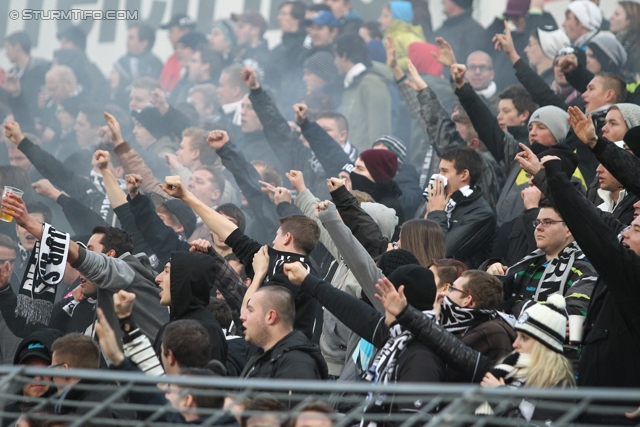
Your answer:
[317,202,386,313]
[159,175,238,244]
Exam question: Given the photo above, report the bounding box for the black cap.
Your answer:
[17,342,51,365]
[177,31,208,50]
[150,193,197,238]
[160,13,196,30]
[624,125,640,155]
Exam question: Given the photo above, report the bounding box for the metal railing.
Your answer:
[0,365,638,426]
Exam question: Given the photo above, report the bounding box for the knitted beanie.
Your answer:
[303,51,339,83]
[213,20,236,48]
[132,106,169,140]
[504,0,530,17]
[566,0,602,31]
[389,1,413,23]
[359,149,398,182]
[623,125,640,155]
[377,249,419,278]
[615,103,640,130]
[373,135,407,166]
[451,0,473,10]
[588,34,627,72]
[537,26,570,60]
[408,42,443,77]
[528,106,570,144]
[387,264,436,312]
[515,293,568,353]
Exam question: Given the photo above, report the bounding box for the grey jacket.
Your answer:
[72,247,168,345]
[296,189,397,376]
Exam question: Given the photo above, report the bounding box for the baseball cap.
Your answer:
[17,342,51,365]
[307,10,339,28]
[150,193,197,238]
[160,13,196,30]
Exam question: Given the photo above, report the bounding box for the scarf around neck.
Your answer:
[439,296,500,335]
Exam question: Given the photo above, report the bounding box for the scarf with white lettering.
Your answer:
[439,296,500,335]
[16,224,69,325]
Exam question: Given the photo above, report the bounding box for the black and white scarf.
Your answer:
[439,296,500,335]
[16,224,69,325]
[444,186,474,226]
[506,241,584,309]
[360,322,416,427]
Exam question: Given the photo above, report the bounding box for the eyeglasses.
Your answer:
[448,285,470,296]
[49,363,65,368]
[533,219,564,228]
[0,259,16,265]
[468,65,492,73]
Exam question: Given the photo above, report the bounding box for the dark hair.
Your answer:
[0,166,33,201]
[0,234,18,253]
[499,85,538,118]
[179,368,225,410]
[130,23,156,51]
[334,33,371,67]
[428,258,469,288]
[461,270,503,310]
[281,1,307,23]
[91,226,133,256]
[440,146,484,187]
[296,400,335,424]
[197,45,224,82]
[224,253,249,283]
[538,198,561,215]
[399,220,447,267]
[51,333,100,369]
[6,31,31,54]
[78,103,104,127]
[362,21,383,40]
[95,141,122,168]
[256,286,296,329]
[316,110,349,133]
[208,297,233,330]
[217,204,246,233]
[241,396,286,427]
[162,320,211,368]
[25,201,53,224]
[620,1,640,41]
[596,73,627,103]
[174,102,200,128]
[251,160,283,187]
[279,215,320,255]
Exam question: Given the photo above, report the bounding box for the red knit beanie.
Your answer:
[359,149,398,182]
[408,42,443,77]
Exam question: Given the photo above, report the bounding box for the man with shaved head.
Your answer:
[240,286,327,380]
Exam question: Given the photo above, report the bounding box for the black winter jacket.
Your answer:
[427,187,496,269]
[241,330,328,380]
[544,160,640,388]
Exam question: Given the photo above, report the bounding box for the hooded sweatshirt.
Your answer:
[152,252,228,364]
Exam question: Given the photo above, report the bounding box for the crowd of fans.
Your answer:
[1,0,640,425]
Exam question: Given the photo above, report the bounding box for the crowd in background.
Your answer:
[1,0,640,425]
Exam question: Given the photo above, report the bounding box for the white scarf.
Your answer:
[475,81,497,99]
[344,63,367,88]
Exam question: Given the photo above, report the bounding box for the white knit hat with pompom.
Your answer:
[515,293,568,353]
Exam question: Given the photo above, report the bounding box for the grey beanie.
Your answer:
[537,27,570,60]
[528,106,570,144]
[589,33,627,68]
[614,103,640,130]
[303,51,338,84]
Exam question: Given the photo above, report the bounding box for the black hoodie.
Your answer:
[152,252,228,364]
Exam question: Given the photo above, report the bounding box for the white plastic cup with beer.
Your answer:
[0,186,24,222]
